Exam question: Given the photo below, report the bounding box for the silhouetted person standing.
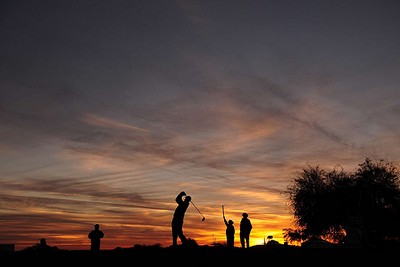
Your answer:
[223,216,235,248]
[88,224,104,251]
[172,191,191,246]
[240,212,252,248]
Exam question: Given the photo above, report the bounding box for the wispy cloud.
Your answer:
[82,114,149,132]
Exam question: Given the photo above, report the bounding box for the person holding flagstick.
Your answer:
[222,205,235,248]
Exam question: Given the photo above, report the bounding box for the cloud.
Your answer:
[82,114,149,132]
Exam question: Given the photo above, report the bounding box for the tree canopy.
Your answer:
[284,157,400,247]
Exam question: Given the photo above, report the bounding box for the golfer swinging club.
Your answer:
[172,191,191,246]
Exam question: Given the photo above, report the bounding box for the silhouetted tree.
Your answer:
[284,158,400,247]
[352,158,400,245]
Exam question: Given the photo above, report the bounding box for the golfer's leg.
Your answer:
[172,228,178,246]
[178,229,187,244]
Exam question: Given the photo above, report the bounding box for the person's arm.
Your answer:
[223,216,228,226]
[175,191,186,204]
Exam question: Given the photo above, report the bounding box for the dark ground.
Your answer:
[1,244,399,266]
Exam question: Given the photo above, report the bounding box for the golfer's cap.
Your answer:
[242,213,248,217]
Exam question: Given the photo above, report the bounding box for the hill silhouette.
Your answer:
[1,243,399,266]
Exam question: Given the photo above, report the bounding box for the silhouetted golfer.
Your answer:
[240,212,252,248]
[172,191,191,246]
[88,224,104,251]
[223,216,235,248]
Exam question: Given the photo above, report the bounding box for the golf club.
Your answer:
[190,200,205,221]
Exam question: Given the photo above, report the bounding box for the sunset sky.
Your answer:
[1,0,400,251]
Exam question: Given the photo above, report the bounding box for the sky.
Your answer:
[1,0,400,251]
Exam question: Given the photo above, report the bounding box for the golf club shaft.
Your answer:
[190,201,204,218]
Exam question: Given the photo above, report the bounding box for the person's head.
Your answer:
[95,224,100,229]
[184,195,191,202]
[242,213,248,218]
[228,220,234,225]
